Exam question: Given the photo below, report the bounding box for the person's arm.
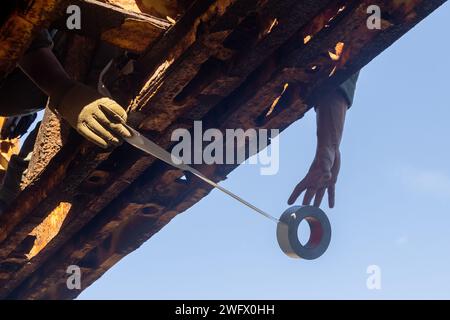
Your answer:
[18,47,130,148]
[288,89,348,208]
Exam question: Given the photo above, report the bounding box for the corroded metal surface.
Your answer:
[57,0,172,52]
[0,0,69,79]
[0,0,446,299]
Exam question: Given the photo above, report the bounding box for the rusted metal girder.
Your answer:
[0,0,446,299]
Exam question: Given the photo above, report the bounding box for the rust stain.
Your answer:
[0,0,67,78]
[135,0,187,19]
[133,59,174,112]
[393,0,420,15]
[104,0,141,12]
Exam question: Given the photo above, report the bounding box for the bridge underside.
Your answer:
[0,0,445,299]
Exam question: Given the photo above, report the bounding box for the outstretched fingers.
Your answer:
[327,184,336,208]
[302,188,316,206]
[288,179,307,205]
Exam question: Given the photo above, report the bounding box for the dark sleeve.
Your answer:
[337,71,360,107]
[26,29,53,53]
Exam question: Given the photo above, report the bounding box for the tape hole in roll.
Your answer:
[304,216,324,248]
[298,219,311,245]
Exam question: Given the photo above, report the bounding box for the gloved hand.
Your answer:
[288,89,348,209]
[50,83,131,149]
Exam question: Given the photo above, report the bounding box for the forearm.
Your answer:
[18,47,75,104]
[315,89,348,151]
[288,84,352,208]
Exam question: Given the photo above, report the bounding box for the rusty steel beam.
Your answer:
[0,0,69,79]
[0,0,173,264]
[53,0,172,52]
[0,0,446,299]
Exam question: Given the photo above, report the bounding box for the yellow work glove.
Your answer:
[50,83,131,149]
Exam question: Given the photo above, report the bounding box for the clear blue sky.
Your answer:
[79,3,450,299]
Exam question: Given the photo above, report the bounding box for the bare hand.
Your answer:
[288,146,340,208]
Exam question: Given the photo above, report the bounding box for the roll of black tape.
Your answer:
[276,206,331,260]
